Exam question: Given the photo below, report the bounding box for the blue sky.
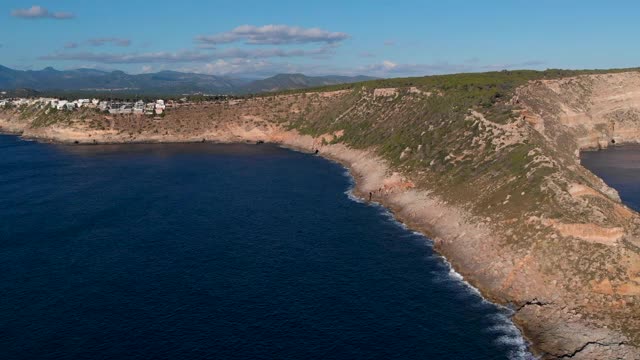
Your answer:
[2,1,640,78]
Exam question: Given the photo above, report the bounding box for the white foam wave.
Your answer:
[484,312,535,359]
[423,256,532,359]
[486,324,520,335]
[342,169,367,204]
[339,164,534,360]
[497,334,527,347]
[344,188,365,203]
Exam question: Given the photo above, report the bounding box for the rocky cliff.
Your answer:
[2,70,640,359]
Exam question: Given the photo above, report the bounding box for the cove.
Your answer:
[581,145,640,212]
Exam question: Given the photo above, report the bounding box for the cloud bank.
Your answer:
[42,45,336,64]
[196,25,349,45]
[88,38,132,47]
[11,6,74,20]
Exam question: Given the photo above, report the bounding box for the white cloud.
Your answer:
[214,46,335,59]
[87,38,131,47]
[193,59,289,76]
[62,38,132,50]
[381,60,398,70]
[176,59,345,77]
[11,5,74,19]
[40,46,336,64]
[41,50,212,64]
[196,24,349,45]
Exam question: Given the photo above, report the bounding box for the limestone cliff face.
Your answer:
[518,72,640,150]
[517,73,640,248]
[2,74,640,359]
[515,74,640,358]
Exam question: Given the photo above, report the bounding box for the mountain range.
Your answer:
[0,65,375,95]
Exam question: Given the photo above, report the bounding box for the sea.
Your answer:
[0,134,531,359]
[581,145,640,211]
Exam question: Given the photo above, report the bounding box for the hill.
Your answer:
[245,73,375,93]
[0,66,375,95]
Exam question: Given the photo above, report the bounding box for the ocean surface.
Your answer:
[0,134,530,360]
[581,145,640,211]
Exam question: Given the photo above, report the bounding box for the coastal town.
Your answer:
[0,95,177,116]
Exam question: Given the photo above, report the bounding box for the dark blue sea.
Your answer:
[581,145,640,211]
[0,134,530,359]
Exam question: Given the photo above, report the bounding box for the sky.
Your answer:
[2,1,640,78]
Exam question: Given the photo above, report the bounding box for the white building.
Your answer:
[2,96,169,116]
[56,100,69,110]
[155,99,166,115]
[121,104,133,114]
[12,99,28,106]
[133,100,145,114]
[108,103,122,114]
[144,103,155,115]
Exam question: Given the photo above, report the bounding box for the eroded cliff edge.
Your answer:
[2,71,640,359]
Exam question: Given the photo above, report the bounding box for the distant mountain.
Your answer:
[0,65,239,94]
[0,88,41,98]
[245,73,376,93]
[0,66,376,95]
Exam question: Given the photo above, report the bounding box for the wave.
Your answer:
[339,168,535,360]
